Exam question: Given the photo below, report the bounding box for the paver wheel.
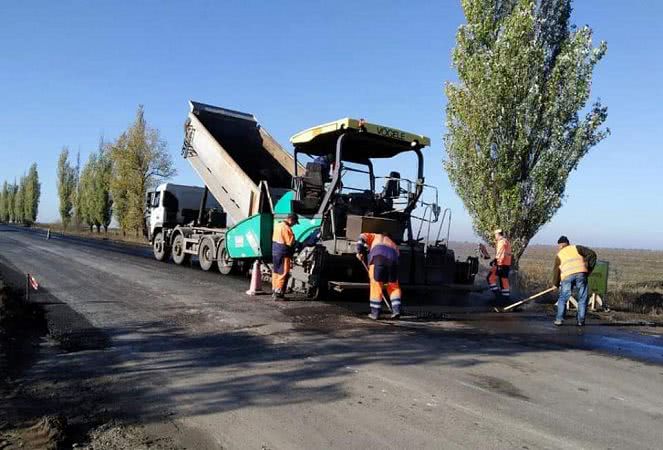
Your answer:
[218,246,235,275]
[152,231,170,262]
[198,236,216,272]
[172,233,190,265]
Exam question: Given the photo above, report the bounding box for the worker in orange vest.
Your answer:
[552,236,597,327]
[487,260,499,295]
[356,232,401,320]
[271,213,299,300]
[493,229,512,301]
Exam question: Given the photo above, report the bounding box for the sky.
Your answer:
[1,1,661,249]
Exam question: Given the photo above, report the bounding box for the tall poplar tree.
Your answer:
[444,0,609,264]
[0,181,7,222]
[23,163,41,225]
[57,147,77,229]
[110,105,175,235]
[14,176,25,224]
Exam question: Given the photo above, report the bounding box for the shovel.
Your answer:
[495,287,557,313]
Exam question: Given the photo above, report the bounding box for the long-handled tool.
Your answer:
[495,287,557,313]
[359,259,393,312]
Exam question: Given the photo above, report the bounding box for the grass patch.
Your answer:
[34,222,149,247]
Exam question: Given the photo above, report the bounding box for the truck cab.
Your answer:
[145,183,224,242]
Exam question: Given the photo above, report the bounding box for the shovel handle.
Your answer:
[502,287,557,312]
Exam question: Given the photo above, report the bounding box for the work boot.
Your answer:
[390,305,401,320]
[576,321,585,327]
[368,307,380,320]
[553,319,563,326]
[272,290,285,301]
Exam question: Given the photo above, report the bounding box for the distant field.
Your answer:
[451,241,663,316]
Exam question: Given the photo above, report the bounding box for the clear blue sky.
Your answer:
[1,1,661,249]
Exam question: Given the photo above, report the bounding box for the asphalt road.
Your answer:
[1,224,663,449]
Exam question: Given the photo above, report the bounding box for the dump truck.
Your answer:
[150,100,478,295]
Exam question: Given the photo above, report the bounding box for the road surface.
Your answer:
[1,224,662,449]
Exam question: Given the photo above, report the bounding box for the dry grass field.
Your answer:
[520,245,663,315]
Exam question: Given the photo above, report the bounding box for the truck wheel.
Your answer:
[198,236,216,272]
[153,231,170,262]
[172,234,190,265]
[218,247,235,275]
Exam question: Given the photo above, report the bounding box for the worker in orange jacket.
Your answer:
[356,232,401,320]
[493,229,512,301]
[487,260,499,295]
[272,213,299,300]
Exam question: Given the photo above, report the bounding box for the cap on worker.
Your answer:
[287,213,299,225]
[494,229,503,235]
[557,235,570,244]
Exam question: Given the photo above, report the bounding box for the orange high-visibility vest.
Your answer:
[496,238,512,266]
[558,245,588,280]
[272,221,294,246]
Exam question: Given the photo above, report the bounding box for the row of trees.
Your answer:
[57,142,113,232]
[57,106,175,235]
[0,165,41,225]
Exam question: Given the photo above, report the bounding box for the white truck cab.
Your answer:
[145,183,222,242]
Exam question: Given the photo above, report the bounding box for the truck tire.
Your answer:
[198,236,216,272]
[172,233,190,265]
[217,246,235,275]
[153,231,170,262]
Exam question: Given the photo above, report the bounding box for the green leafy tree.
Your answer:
[7,183,16,223]
[444,0,608,265]
[0,181,7,223]
[57,147,77,229]
[78,153,97,231]
[23,163,41,225]
[110,105,175,235]
[14,176,25,224]
[89,137,113,232]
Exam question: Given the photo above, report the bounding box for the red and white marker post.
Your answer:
[25,273,39,301]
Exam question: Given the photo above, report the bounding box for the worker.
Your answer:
[552,236,597,327]
[487,260,499,296]
[356,232,401,320]
[313,153,335,182]
[272,213,299,300]
[493,229,513,301]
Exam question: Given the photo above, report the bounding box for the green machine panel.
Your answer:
[226,213,274,259]
[588,260,609,296]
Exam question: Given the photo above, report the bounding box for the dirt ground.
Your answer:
[0,274,199,450]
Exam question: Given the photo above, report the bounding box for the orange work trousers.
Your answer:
[272,256,292,292]
[369,264,402,312]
